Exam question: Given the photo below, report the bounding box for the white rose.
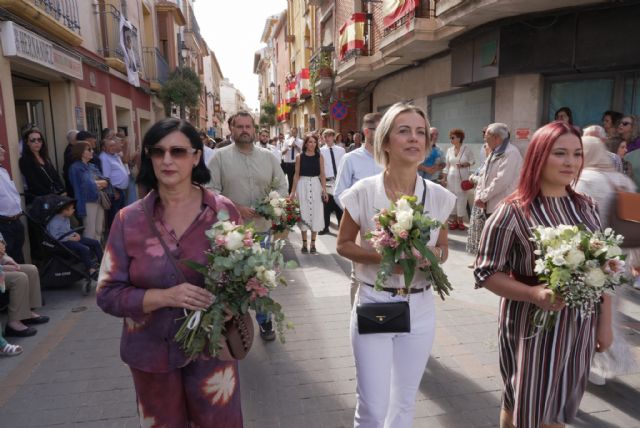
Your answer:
[273,207,284,217]
[565,248,585,269]
[225,231,244,251]
[390,222,405,238]
[584,268,606,289]
[396,211,413,231]
[264,270,276,286]
[222,222,235,232]
[606,245,622,257]
[396,198,413,214]
[269,198,280,207]
[269,191,281,200]
[534,259,547,275]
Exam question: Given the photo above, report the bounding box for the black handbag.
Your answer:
[356,301,410,334]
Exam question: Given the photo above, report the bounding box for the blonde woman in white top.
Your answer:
[441,128,474,230]
[337,103,456,428]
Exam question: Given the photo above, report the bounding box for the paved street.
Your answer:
[1,228,640,427]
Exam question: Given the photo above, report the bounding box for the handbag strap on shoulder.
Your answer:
[142,200,187,283]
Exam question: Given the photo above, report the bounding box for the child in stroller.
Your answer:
[46,197,102,280]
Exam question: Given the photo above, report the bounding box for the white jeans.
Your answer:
[351,284,436,428]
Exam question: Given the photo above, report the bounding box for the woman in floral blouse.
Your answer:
[97,118,243,427]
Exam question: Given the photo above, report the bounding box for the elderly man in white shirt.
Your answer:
[318,128,345,235]
[281,127,303,193]
[208,111,288,342]
[100,138,130,230]
[333,112,382,305]
[474,123,523,216]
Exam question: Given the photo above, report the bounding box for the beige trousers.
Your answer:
[84,202,105,241]
[6,264,42,322]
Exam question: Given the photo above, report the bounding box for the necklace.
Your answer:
[384,172,414,200]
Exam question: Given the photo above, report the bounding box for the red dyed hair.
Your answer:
[506,121,587,215]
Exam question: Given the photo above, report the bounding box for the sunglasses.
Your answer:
[450,136,459,139]
[146,146,197,159]
[29,137,43,143]
[620,121,632,126]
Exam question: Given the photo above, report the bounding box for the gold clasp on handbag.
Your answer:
[376,315,386,322]
[395,288,407,297]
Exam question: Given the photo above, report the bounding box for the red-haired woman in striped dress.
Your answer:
[474,121,613,428]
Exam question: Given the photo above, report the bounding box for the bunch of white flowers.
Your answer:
[529,225,628,330]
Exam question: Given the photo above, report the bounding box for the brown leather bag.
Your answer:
[610,190,640,248]
[142,200,254,359]
[224,313,254,360]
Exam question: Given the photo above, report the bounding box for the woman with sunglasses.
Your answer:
[97,118,243,427]
[19,128,65,203]
[68,142,109,241]
[617,115,640,153]
[441,128,474,230]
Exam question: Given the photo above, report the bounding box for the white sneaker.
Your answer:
[588,370,606,386]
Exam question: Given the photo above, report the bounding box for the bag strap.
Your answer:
[457,147,467,181]
[420,178,427,208]
[142,200,187,283]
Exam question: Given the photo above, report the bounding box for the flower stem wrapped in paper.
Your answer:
[365,195,452,299]
[530,225,627,331]
[175,211,297,358]
[254,190,301,234]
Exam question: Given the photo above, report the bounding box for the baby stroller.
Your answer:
[25,194,94,295]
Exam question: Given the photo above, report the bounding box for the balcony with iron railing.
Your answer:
[0,0,82,45]
[97,4,142,75]
[309,46,334,94]
[142,47,169,91]
[378,0,463,69]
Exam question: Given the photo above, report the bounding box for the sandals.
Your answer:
[448,221,458,231]
[301,240,308,254]
[0,343,23,357]
[310,240,317,254]
[457,222,466,231]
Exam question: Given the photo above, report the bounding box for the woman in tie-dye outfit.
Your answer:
[97,118,243,427]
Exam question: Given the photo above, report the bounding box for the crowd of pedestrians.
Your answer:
[1,103,639,428]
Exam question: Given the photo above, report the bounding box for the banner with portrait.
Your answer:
[119,14,140,87]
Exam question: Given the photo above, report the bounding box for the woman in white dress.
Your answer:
[290,133,328,254]
[441,128,474,230]
[337,103,456,427]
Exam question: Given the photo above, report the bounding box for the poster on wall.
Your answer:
[119,15,140,87]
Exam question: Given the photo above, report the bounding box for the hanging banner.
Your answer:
[297,68,311,99]
[339,13,366,59]
[119,14,140,87]
[383,0,417,28]
[286,80,297,105]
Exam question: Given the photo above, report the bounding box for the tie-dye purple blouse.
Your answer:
[96,188,241,373]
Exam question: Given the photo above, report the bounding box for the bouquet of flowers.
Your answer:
[365,195,453,300]
[254,190,301,233]
[175,211,297,358]
[530,225,627,330]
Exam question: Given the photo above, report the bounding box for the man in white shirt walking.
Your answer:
[334,112,382,305]
[257,129,280,160]
[281,127,303,193]
[318,129,345,235]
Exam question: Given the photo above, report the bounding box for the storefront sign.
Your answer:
[515,128,531,140]
[0,21,83,80]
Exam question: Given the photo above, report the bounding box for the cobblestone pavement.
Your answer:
[1,228,639,427]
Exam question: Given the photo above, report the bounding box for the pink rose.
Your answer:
[603,258,625,275]
[399,230,409,240]
[215,235,226,247]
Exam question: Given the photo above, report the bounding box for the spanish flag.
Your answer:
[383,0,417,28]
[276,103,291,122]
[339,13,366,60]
[297,68,311,98]
[286,80,297,105]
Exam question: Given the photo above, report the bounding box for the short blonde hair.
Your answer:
[373,102,430,168]
[322,128,336,137]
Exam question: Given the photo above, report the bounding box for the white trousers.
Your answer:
[351,285,436,428]
[83,202,105,241]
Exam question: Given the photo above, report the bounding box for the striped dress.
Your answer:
[474,194,601,428]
